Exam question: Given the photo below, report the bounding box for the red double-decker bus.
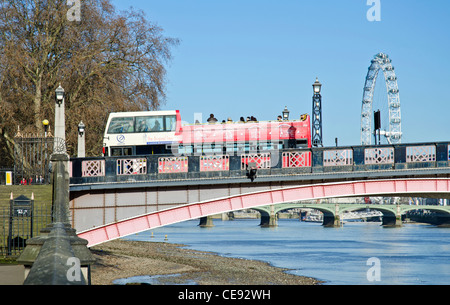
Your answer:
[103,110,311,157]
[175,115,311,155]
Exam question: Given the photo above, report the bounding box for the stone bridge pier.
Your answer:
[252,205,278,227]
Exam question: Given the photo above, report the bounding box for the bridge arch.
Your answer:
[77,178,450,247]
[340,205,399,226]
[251,204,336,227]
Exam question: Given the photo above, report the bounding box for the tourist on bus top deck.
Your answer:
[151,120,161,131]
[138,120,148,132]
[205,113,264,125]
[207,114,218,124]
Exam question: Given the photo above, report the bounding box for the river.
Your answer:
[125,219,450,285]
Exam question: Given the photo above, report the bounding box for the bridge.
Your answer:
[69,141,450,247]
[16,52,450,285]
[252,202,450,227]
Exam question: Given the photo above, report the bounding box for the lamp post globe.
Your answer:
[42,119,49,137]
[313,77,322,95]
[282,106,290,121]
[55,84,65,107]
[78,121,86,137]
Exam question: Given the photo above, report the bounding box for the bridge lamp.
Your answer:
[55,84,65,107]
[78,121,86,137]
[313,77,322,95]
[282,106,290,121]
[78,121,86,158]
[312,77,323,147]
[42,119,49,137]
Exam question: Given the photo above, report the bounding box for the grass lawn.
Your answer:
[0,185,52,209]
[0,185,53,257]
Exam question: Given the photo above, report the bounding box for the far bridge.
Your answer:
[252,202,450,228]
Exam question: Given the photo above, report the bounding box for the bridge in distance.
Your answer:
[70,141,450,247]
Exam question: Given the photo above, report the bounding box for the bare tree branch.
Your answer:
[0,0,179,164]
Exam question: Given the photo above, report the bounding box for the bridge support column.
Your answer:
[436,214,450,227]
[382,205,403,227]
[322,214,341,227]
[260,214,278,227]
[382,216,402,227]
[199,216,214,228]
[322,204,341,227]
[259,205,277,227]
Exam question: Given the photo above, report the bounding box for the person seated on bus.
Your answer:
[277,115,282,121]
[122,121,134,133]
[227,117,233,123]
[239,117,245,123]
[138,120,148,132]
[207,113,218,124]
[151,120,161,132]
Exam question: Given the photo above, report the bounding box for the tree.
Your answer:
[0,0,179,165]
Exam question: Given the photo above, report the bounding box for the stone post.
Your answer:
[77,121,86,158]
[17,85,95,285]
[17,153,95,284]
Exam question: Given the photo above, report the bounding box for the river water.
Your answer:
[125,219,450,285]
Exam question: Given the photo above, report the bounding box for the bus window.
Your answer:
[260,142,273,151]
[136,117,150,132]
[135,116,163,132]
[147,117,164,132]
[111,147,133,156]
[165,115,177,132]
[296,139,308,148]
[179,145,193,155]
[108,117,134,134]
[225,143,235,154]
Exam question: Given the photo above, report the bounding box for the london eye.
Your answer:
[361,53,402,145]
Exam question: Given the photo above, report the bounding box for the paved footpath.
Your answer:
[0,265,24,285]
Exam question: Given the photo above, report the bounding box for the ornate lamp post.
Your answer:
[42,120,49,138]
[77,121,86,158]
[282,106,290,121]
[312,78,323,147]
[54,84,66,152]
[55,85,65,107]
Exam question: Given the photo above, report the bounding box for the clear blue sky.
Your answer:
[111,0,450,147]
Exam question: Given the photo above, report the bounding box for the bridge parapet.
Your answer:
[70,142,450,186]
